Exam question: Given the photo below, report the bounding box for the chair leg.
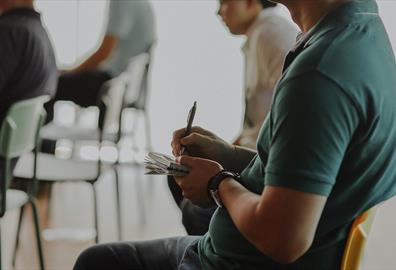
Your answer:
[45,183,53,225]
[130,111,140,153]
[135,170,147,227]
[92,184,99,244]
[144,111,152,152]
[12,205,25,268]
[0,221,3,270]
[30,200,45,270]
[114,168,122,241]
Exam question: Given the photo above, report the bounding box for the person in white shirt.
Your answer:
[167,0,297,235]
[221,0,297,149]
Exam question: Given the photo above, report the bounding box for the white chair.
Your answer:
[38,47,155,240]
[0,96,50,270]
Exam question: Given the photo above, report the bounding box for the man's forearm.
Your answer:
[73,51,106,73]
[218,179,325,264]
[73,35,118,73]
[219,179,268,249]
[218,179,292,262]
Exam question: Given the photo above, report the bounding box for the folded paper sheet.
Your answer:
[144,152,189,176]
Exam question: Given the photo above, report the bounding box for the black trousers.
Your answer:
[73,236,202,270]
[167,176,216,235]
[45,70,112,127]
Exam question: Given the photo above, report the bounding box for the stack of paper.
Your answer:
[144,152,190,176]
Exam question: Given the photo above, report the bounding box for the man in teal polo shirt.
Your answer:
[73,0,396,269]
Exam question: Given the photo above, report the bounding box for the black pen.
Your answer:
[180,101,197,155]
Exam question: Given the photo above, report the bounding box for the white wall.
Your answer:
[35,0,396,154]
[379,1,396,48]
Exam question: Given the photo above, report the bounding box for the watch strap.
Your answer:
[208,170,240,207]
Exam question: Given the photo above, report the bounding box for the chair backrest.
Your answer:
[0,96,49,158]
[340,207,377,270]
[100,76,128,134]
[123,52,151,109]
[101,45,155,134]
[0,95,49,216]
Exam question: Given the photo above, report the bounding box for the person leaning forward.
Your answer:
[73,0,396,269]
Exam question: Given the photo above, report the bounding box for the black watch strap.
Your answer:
[208,170,240,207]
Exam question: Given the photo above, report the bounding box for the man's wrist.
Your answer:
[208,170,240,207]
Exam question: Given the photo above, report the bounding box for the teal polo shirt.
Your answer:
[198,1,396,269]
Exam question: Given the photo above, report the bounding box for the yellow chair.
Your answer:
[340,207,377,270]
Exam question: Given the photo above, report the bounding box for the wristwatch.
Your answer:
[208,170,240,208]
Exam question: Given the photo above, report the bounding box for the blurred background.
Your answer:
[36,0,396,153]
[1,1,395,269]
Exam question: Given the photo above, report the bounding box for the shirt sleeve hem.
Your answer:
[265,171,333,196]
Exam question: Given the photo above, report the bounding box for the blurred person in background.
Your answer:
[0,0,57,226]
[167,0,297,236]
[0,0,57,123]
[44,0,156,128]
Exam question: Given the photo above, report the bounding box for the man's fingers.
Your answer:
[176,155,194,166]
[180,132,208,147]
[172,126,208,142]
[171,140,180,157]
[193,126,212,136]
[171,126,210,157]
[174,176,183,186]
[172,128,185,144]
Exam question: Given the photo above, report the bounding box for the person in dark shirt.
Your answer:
[74,0,396,269]
[0,0,58,228]
[0,0,58,122]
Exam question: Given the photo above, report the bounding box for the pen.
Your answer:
[180,101,197,155]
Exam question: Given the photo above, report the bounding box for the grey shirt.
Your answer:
[0,8,58,122]
[102,0,157,77]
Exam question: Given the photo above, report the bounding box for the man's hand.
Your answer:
[171,126,234,163]
[171,125,257,172]
[174,155,223,207]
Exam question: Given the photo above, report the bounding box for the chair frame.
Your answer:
[0,96,49,270]
[340,207,377,270]
[111,46,155,239]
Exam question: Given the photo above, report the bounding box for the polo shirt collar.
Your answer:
[282,0,378,73]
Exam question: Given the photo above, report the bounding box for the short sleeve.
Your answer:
[106,1,136,38]
[265,71,360,196]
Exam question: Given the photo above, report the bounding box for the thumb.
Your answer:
[176,155,199,167]
[180,132,208,147]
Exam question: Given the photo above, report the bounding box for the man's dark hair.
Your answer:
[259,0,277,8]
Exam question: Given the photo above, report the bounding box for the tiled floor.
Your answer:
[1,161,396,270]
